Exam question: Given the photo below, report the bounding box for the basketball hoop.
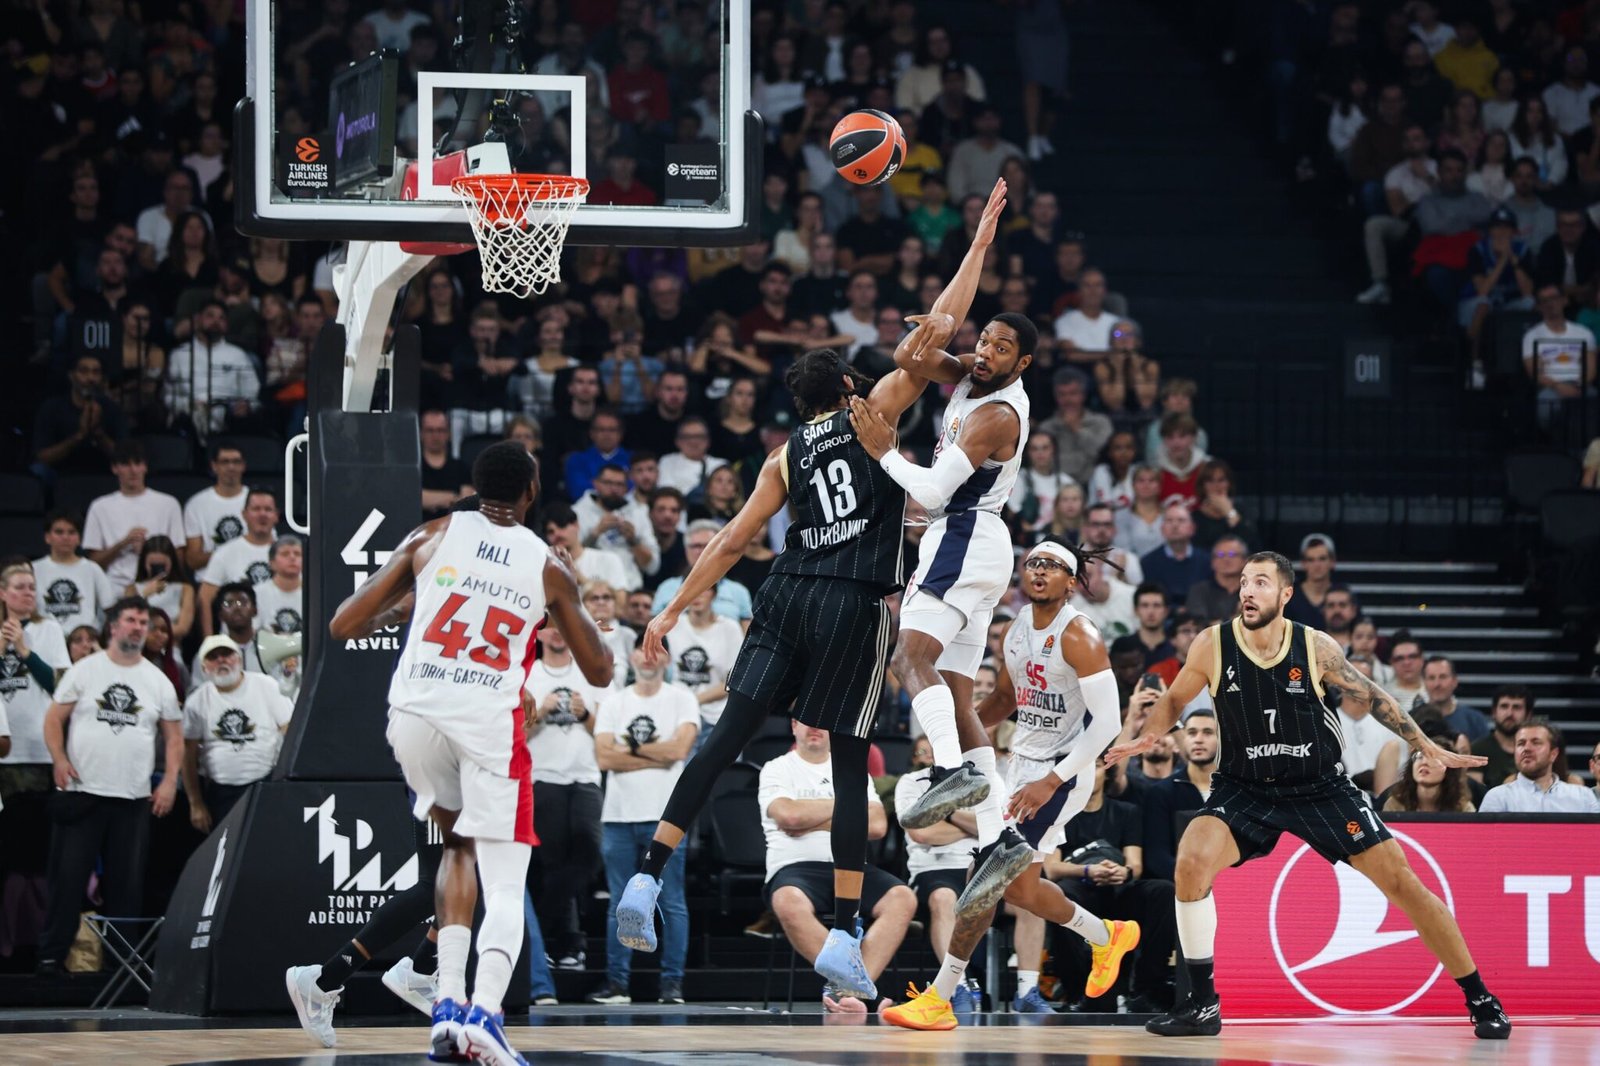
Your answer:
[450,174,589,299]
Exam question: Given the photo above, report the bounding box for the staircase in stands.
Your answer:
[1344,561,1598,778]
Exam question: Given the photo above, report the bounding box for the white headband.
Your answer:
[1026,541,1077,575]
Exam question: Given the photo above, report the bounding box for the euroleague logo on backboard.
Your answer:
[1267,829,1453,1014]
[295,137,321,163]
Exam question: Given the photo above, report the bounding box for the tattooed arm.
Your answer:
[1313,632,1487,770]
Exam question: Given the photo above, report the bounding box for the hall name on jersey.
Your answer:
[406,661,507,691]
[800,518,867,549]
[1246,741,1313,760]
[476,541,511,567]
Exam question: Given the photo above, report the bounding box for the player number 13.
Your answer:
[809,459,858,524]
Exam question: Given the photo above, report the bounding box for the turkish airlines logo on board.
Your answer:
[1268,830,1453,1014]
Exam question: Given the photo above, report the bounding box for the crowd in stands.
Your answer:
[3,0,1597,1013]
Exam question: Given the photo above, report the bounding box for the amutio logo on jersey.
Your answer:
[1268,830,1455,1014]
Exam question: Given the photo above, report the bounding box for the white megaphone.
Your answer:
[255,629,303,669]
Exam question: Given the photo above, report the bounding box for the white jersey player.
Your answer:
[850,300,1041,917]
[321,443,611,1066]
[883,539,1139,1030]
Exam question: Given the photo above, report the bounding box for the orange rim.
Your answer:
[451,173,589,225]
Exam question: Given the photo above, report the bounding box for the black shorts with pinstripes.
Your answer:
[725,574,894,740]
[1205,772,1393,867]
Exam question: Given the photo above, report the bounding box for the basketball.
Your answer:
[829,109,906,187]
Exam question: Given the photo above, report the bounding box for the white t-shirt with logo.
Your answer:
[0,701,7,811]
[664,613,744,726]
[1521,321,1595,386]
[182,672,293,785]
[895,767,977,877]
[202,537,275,590]
[594,682,699,823]
[81,489,185,587]
[252,579,303,634]
[183,486,248,556]
[54,650,180,800]
[524,659,608,786]
[758,750,883,881]
[31,556,117,635]
[571,548,629,592]
[0,618,70,764]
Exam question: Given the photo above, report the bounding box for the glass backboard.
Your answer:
[241,0,757,247]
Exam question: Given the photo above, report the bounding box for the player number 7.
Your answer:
[1264,707,1277,735]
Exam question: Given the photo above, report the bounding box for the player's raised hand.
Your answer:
[901,312,954,362]
[1101,733,1160,769]
[642,610,676,666]
[848,396,897,460]
[1416,737,1488,770]
[973,178,1008,249]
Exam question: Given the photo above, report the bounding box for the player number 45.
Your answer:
[421,592,526,671]
[809,459,858,524]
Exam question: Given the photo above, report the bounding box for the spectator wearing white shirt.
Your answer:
[38,597,182,972]
[1007,431,1077,537]
[542,503,630,592]
[32,511,118,636]
[590,647,698,1005]
[574,463,659,592]
[191,582,266,680]
[82,440,185,588]
[1069,556,1138,641]
[182,443,248,572]
[199,489,280,637]
[251,535,304,636]
[165,301,263,434]
[1114,465,1166,558]
[657,418,729,497]
[1508,98,1569,190]
[524,625,609,970]
[829,272,881,356]
[180,634,293,832]
[360,0,429,51]
[1542,47,1600,136]
[663,587,743,733]
[126,535,197,643]
[1479,721,1600,813]
[1078,504,1144,588]
[0,563,72,782]
[1052,269,1116,355]
[1088,432,1138,511]
[945,105,1024,202]
[1338,682,1392,794]
[651,521,755,625]
[894,737,979,997]
[1523,282,1597,419]
[134,169,201,272]
[1382,636,1427,712]
[1357,125,1438,305]
[580,581,636,690]
[761,720,915,1013]
[1407,2,1455,55]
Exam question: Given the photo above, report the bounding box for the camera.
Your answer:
[1138,672,1163,692]
[148,563,169,578]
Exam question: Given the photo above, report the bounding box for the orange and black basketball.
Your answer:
[829,109,906,187]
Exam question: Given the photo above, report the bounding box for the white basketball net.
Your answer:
[450,174,589,299]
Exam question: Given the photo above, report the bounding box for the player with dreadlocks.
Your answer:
[880,539,1141,1029]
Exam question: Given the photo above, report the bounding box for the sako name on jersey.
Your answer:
[405,660,509,691]
[800,518,868,549]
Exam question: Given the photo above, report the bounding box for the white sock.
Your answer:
[1016,969,1040,996]
[964,746,1003,846]
[1175,894,1217,962]
[1064,903,1110,947]
[912,687,962,768]
[472,949,513,1015]
[436,925,471,1003]
[931,953,968,1001]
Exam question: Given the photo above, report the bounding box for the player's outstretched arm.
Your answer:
[545,550,614,688]
[1312,631,1486,770]
[1103,627,1215,767]
[329,518,443,640]
[642,448,788,663]
[850,398,1015,512]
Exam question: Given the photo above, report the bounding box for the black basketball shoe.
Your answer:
[1146,994,1223,1037]
[1468,993,1511,1039]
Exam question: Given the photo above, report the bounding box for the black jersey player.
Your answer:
[1104,551,1510,1040]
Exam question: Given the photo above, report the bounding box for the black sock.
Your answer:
[1187,959,1215,1001]
[1455,970,1488,1001]
[412,932,438,974]
[317,941,363,991]
[641,840,674,879]
[833,896,861,933]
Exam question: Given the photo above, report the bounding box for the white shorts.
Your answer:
[1005,753,1095,862]
[901,510,1015,676]
[386,710,535,844]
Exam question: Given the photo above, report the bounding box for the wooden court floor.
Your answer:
[1,1007,1596,1066]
